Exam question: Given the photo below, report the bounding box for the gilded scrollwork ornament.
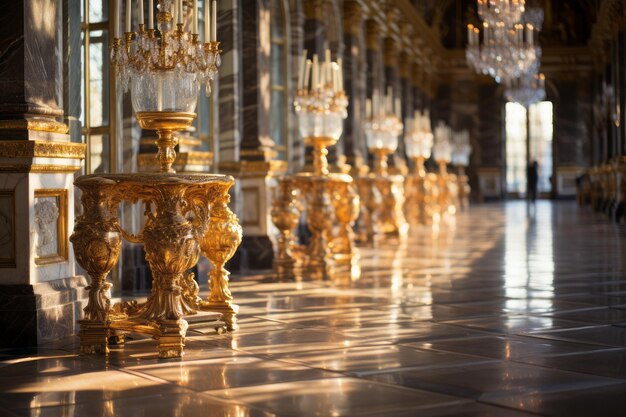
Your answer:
[198,184,242,331]
[271,178,303,281]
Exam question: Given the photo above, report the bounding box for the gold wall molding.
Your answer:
[0,119,69,134]
[219,160,288,177]
[34,188,69,265]
[303,0,326,21]
[0,164,82,173]
[137,151,214,169]
[365,19,381,51]
[343,0,364,36]
[0,141,86,160]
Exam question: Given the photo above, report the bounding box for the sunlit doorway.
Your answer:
[505,101,554,197]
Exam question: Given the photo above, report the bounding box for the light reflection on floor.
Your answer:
[1,201,626,416]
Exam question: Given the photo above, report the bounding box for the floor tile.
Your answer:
[483,382,626,417]
[204,377,469,416]
[367,361,621,399]
[9,393,276,417]
[128,356,336,391]
[407,335,611,361]
[273,345,493,375]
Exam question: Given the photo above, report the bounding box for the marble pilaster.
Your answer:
[0,0,87,347]
[342,1,366,171]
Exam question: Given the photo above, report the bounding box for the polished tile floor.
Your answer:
[1,201,626,416]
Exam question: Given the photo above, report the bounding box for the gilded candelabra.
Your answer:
[71,0,240,359]
[360,88,408,239]
[433,122,456,220]
[452,129,472,211]
[271,51,360,279]
[404,110,434,226]
[271,178,303,281]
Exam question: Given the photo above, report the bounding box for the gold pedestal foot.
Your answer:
[156,319,188,359]
[199,301,239,331]
[79,321,110,355]
[274,258,298,281]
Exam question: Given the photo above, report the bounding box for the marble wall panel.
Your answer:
[553,79,590,167]
[217,0,243,164]
[0,0,64,123]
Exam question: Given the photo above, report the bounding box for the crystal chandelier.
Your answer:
[505,72,546,107]
[477,0,525,25]
[111,0,221,98]
[466,20,538,83]
[405,110,434,160]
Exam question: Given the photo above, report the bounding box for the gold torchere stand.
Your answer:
[72,173,240,358]
[405,157,428,226]
[371,148,409,237]
[355,172,382,243]
[436,160,456,219]
[456,165,470,210]
[271,136,360,280]
[271,177,303,281]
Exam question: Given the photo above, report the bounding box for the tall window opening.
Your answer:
[270,0,289,161]
[505,101,553,196]
[80,0,116,173]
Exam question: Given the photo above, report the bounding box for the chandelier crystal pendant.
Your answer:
[505,72,546,108]
[433,122,453,164]
[466,21,538,83]
[477,0,525,26]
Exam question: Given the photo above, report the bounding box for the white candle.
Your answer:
[395,98,401,119]
[312,54,319,90]
[303,59,312,91]
[320,63,326,88]
[467,24,472,44]
[366,99,372,119]
[115,0,121,37]
[212,0,217,41]
[125,0,131,32]
[297,49,308,90]
[148,0,153,29]
[332,65,338,92]
[178,0,184,25]
[204,0,210,42]
[173,0,178,26]
[157,77,163,111]
[373,90,379,116]
[137,0,143,25]
[193,0,198,33]
[337,58,343,91]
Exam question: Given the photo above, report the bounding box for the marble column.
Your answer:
[476,83,505,200]
[220,0,288,270]
[399,52,413,168]
[365,19,383,169]
[553,76,591,198]
[289,0,305,169]
[0,0,87,347]
[342,0,366,172]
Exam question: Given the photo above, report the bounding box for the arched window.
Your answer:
[270,0,289,161]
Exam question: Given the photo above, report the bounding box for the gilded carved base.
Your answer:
[71,173,241,358]
[271,172,360,281]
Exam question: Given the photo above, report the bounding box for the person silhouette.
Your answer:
[527,161,539,202]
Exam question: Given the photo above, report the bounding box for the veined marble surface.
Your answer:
[1,201,626,416]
